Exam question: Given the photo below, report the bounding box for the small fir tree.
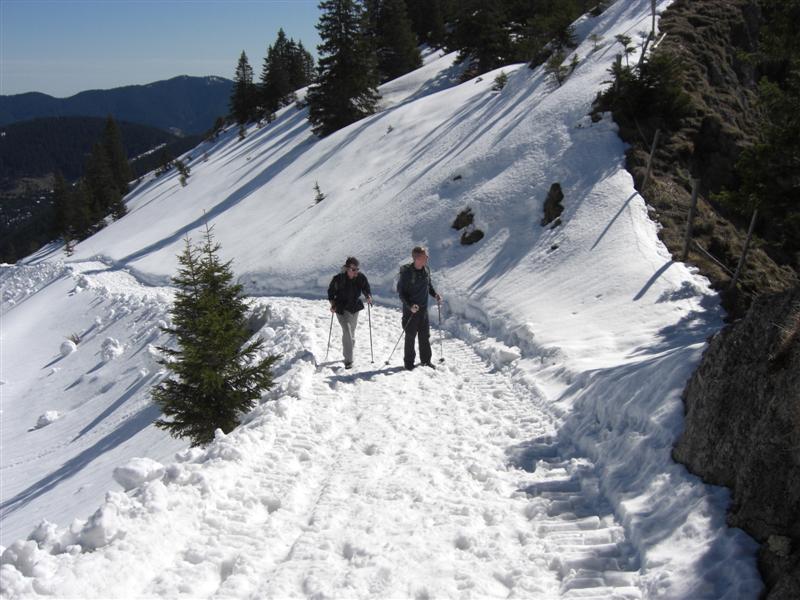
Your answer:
[615,34,635,66]
[545,51,569,86]
[589,33,603,51]
[492,71,508,91]
[175,158,191,187]
[209,116,226,141]
[155,147,174,176]
[314,181,326,203]
[152,227,280,447]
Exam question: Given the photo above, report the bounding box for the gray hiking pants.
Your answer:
[336,310,359,364]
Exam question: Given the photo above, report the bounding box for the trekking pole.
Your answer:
[384,312,415,366]
[367,302,374,363]
[324,311,334,361]
[437,302,445,363]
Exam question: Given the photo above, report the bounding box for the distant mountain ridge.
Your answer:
[0,116,186,183]
[0,75,233,135]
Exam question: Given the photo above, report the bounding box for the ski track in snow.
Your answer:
[2,263,642,599]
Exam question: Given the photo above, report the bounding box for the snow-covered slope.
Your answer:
[1,1,762,598]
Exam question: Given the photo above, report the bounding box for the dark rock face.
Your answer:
[460,229,484,245]
[540,183,564,227]
[673,286,800,599]
[451,207,474,230]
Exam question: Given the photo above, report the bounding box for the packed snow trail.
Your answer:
[1,265,641,599]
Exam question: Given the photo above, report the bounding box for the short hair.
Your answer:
[344,256,359,268]
[411,246,428,257]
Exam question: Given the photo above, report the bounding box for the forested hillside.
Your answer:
[0,117,178,182]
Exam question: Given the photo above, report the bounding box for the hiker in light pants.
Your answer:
[327,256,372,369]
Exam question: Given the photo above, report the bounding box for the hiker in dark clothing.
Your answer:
[397,245,442,370]
[328,256,372,368]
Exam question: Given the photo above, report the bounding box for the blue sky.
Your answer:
[0,0,322,97]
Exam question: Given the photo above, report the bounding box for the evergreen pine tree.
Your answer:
[518,0,583,66]
[449,1,513,75]
[84,142,123,225]
[155,147,174,176]
[261,29,294,119]
[375,0,422,82]
[67,180,94,244]
[175,158,191,187]
[405,0,451,47]
[102,115,132,195]
[230,51,258,124]
[152,227,280,447]
[307,0,380,137]
[287,40,316,90]
[314,181,326,203]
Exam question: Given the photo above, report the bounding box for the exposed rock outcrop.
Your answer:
[673,286,800,599]
[606,2,800,596]
[622,0,797,315]
[540,183,564,227]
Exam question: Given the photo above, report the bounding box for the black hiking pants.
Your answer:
[402,308,431,369]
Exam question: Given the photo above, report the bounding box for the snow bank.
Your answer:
[58,340,76,357]
[112,457,165,491]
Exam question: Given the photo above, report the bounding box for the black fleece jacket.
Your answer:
[328,271,371,314]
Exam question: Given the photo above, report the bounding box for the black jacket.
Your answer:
[328,271,371,314]
[397,263,438,312]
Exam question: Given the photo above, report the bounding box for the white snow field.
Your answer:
[1,0,763,598]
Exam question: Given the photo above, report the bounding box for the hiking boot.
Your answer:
[421,362,436,370]
[404,364,415,371]
[345,362,353,369]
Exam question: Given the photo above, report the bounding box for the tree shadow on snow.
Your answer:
[110,133,318,267]
[71,373,155,442]
[0,403,161,518]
